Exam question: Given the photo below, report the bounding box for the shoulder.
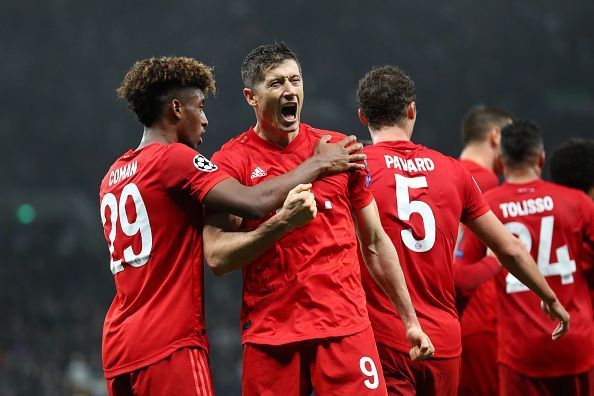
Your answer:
[303,124,349,142]
[218,130,252,153]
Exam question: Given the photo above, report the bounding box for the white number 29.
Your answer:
[396,174,436,252]
[504,216,576,293]
[100,183,153,275]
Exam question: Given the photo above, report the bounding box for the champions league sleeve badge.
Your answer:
[193,155,218,172]
[364,159,372,187]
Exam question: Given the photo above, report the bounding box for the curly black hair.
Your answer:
[550,138,594,193]
[117,56,216,127]
[461,105,512,146]
[241,42,300,89]
[500,119,544,167]
[356,65,416,130]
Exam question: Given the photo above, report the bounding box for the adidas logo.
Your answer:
[250,167,268,179]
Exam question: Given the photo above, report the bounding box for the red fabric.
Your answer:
[106,347,215,396]
[458,159,499,193]
[360,141,490,358]
[454,255,500,291]
[242,327,387,396]
[211,124,373,345]
[484,180,594,377]
[99,143,230,377]
[377,343,461,396]
[458,332,498,396]
[498,364,594,396]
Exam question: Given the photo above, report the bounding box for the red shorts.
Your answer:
[106,347,214,396]
[376,342,461,396]
[458,332,498,396]
[499,364,594,396]
[242,326,387,396]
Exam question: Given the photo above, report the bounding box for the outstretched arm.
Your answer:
[203,184,316,275]
[465,210,570,340]
[354,199,434,362]
[204,135,365,219]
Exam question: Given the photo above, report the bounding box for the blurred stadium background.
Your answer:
[1,1,593,394]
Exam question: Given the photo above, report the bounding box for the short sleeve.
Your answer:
[348,167,374,209]
[461,168,490,223]
[161,143,230,202]
[211,148,245,182]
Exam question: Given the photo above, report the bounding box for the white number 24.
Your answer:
[100,183,153,275]
[504,216,576,293]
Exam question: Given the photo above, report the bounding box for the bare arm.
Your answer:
[203,184,316,276]
[203,135,365,219]
[465,210,570,339]
[354,199,434,361]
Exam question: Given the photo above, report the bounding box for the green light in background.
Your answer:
[16,203,36,224]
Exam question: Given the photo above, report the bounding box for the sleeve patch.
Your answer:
[193,155,218,172]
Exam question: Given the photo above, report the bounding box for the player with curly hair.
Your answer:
[100,56,366,395]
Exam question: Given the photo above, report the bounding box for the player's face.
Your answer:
[179,89,208,149]
[252,59,303,134]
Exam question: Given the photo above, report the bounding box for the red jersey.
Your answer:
[99,143,230,377]
[484,180,594,377]
[360,140,490,358]
[210,123,373,345]
[456,159,500,337]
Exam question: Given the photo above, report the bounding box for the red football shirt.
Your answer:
[210,123,373,345]
[455,159,500,337]
[99,143,230,377]
[360,140,490,358]
[484,180,594,377]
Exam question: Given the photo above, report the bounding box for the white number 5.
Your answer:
[396,174,436,252]
[100,183,153,275]
[359,356,379,389]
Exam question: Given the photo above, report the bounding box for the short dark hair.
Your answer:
[550,138,594,193]
[241,43,301,89]
[356,65,416,130]
[117,56,216,127]
[461,105,512,146]
[500,119,544,167]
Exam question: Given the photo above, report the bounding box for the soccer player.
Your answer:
[455,105,512,396]
[458,121,594,396]
[550,138,594,322]
[355,65,570,396]
[99,56,368,396]
[202,43,433,395]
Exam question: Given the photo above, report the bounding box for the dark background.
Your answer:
[1,1,593,394]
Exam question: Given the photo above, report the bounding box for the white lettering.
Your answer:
[500,196,555,218]
[109,161,138,186]
[383,156,435,173]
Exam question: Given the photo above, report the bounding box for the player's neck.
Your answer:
[459,144,495,170]
[137,126,178,150]
[503,166,541,184]
[370,125,412,144]
[253,122,299,147]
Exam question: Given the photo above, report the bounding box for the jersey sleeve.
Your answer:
[211,148,245,182]
[461,168,490,222]
[348,166,374,209]
[161,143,231,202]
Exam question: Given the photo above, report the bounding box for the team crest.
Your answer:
[193,155,218,172]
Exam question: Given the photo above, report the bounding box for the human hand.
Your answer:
[277,184,317,229]
[406,326,435,362]
[541,299,570,340]
[314,135,366,174]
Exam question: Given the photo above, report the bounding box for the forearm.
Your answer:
[204,217,292,276]
[362,233,421,329]
[454,256,501,292]
[496,244,557,303]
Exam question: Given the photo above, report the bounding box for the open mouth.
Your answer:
[281,102,298,123]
